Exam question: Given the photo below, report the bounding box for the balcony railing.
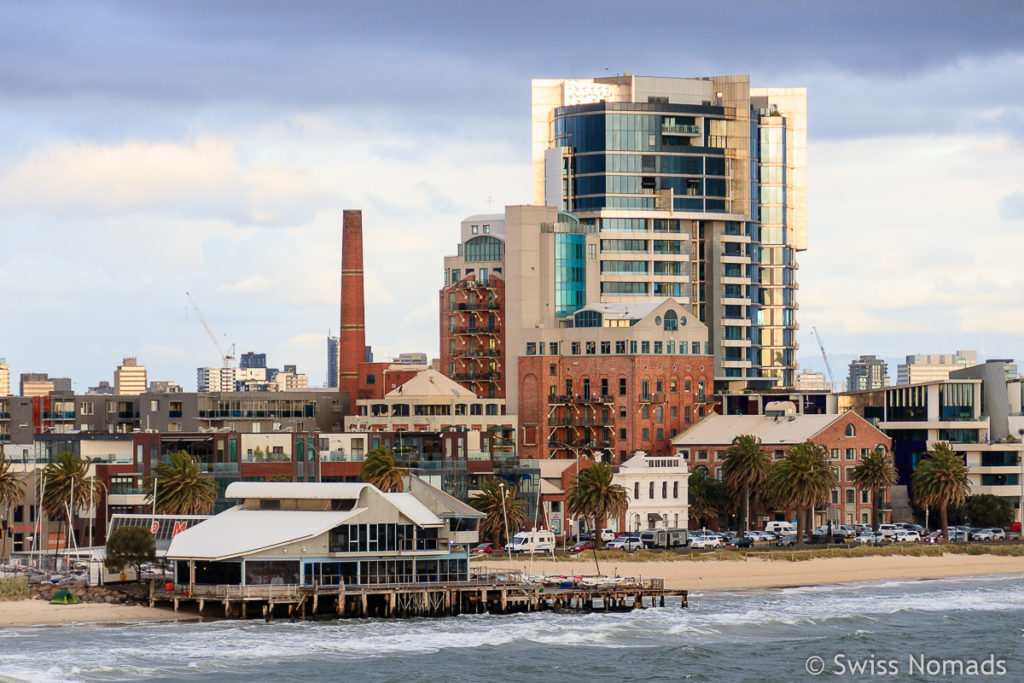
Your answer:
[320,450,365,463]
[638,392,666,404]
[662,124,700,135]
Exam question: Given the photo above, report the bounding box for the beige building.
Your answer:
[897,350,977,385]
[346,369,515,434]
[114,357,147,395]
[0,360,9,396]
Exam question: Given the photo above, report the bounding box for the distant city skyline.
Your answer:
[2,2,1022,389]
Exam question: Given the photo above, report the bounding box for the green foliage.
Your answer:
[766,442,837,545]
[722,434,770,535]
[963,493,1013,529]
[0,451,26,561]
[851,447,898,531]
[567,462,629,549]
[42,452,102,520]
[105,526,156,582]
[360,447,404,492]
[687,467,732,529]
[912,442,971,539]
[145,452,217,515]
[470,480,527,544]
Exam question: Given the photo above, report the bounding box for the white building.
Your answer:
[197,366,237,393]
[794,369,828,391]
[614,451,689,533]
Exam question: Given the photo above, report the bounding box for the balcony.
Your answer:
[453,326,501,336]
[200,463,240,474]
[638,392,666,404]
[570,394,614,404]
[662,123,701,136]
[321,450,364,462]
[453,373,501,382]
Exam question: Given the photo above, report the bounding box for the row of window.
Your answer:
[525,340,709,356]
[631,480,681,500]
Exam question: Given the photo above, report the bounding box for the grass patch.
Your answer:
[0,577,29,601]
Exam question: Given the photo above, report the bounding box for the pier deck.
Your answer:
[148,571,688,620]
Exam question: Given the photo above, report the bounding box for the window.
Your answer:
[673,481,679,498]
[846,449,855,460]
[634,482,640,499]
[830,449,840,460]
[669,379,677,393]
[861,490,870,504]
[465,235,503,262]
[483,224,490,233]
[653,341,663,354]
[586,341,596,355]
[600,341,611,354]
[684,379,691,392]
[655,406,663,423]
[685,406,692,423]
[549,342,559,355]
[649,482,655,498]
[619,406,627,418]
[664,310,678,331]
[641,341,650,354]
[845,423,856,437]
[471,225,479,234]
[601,378,608,395]
[619,428,627,441]
[571,342,580,355]
[845,489,855,504]
[641,405,650,419]
[831,490,839,504]
[526,343,536,355]
[691,341,700,354]
[656,428,663,441]
[619,378,627,396]
[615,341,626,354]
[549,364,557,376]
[670,406,677,418]
[642,428,649,441]
[662,481,668,498]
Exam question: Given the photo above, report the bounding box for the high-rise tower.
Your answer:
[532,74,806,395]
[339,210,366,412]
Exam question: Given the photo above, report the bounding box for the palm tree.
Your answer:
[851,447,898,532]
[912,442,970,541]
[687,467,719,530]
[765,442,837,546]
[360,447,404,492]
[144,452,217,515]
[0,448,26,561]
[42,452,102,558]
[566,462,629,551]
[470,480,526,545]
[721,434,771,537]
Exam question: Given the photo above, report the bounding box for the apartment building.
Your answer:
[113,357,147,395]
[532,74,806,391]
[848,355,890,391]
[896,350,977,385]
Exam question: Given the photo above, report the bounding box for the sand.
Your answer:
[478,553,1024,591]
[0,599,187,628]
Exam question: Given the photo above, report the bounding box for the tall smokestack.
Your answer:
[339,209,366,413]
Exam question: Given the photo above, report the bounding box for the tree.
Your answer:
[42,452,102,557]
[360,447,404,492]
[765,442,837,546]
[721,434,771,537]
[912,442,971,541]
[470,480,526,545]
[566,462,629,551]
[105,526,156,582]
[963,494,1012,529]
[687,467,732,530]
[145,452,217,515]
[0,448,26,561]
[850,447,898,532]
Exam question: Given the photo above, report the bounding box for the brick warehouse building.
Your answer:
[517,299,713,465]
[672,407,892,527]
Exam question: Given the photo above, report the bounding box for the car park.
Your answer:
[746,530,774,543]
[893,530,920,543]
[569,540,594,553]
[727,535,754,549]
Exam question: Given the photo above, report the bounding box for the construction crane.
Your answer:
[812,326,837,391]
[186,291,236,367]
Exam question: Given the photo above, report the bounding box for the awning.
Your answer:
[647,513,663,521]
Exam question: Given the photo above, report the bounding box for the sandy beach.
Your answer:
[478,553,1024,591]
[0,599,187,628]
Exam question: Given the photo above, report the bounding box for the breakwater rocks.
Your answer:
[31,582,148,606]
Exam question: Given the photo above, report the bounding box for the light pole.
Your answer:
[497,482,513,574]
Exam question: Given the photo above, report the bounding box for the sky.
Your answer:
[2,1,1023,391]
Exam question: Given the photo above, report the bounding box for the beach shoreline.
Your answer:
[2,552,1020,627]
[478,552,1024,592]
[0,599,190,628]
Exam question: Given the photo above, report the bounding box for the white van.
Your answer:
[506,530,556,554]
[764,521,796,536]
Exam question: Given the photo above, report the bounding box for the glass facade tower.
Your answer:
[533,74,805,390]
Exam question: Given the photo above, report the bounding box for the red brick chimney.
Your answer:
[339,209,365,413]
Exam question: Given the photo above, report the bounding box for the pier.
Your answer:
[148,570,688,620]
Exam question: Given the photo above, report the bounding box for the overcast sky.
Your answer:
[2,1,1023,391]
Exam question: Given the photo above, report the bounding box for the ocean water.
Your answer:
[1,574,1021,682]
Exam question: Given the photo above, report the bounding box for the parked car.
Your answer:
[893,530,921,543]
[569,540,594,553]
[507,530,556,553]
[877,524,900,539]
[986,528,1007,540]
[775,534,798,547]
[727,535,755,549]
[747,530,774,543]
[689,533,722,549]
[600,529,617,542]
[854,532,887,545]
[926,530,945,544]
[765,521,796,536]
[607,535,644,552]
[470,542,503,555]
